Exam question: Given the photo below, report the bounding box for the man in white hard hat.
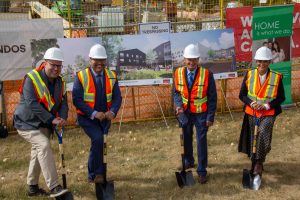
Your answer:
[14,47,69,197]
[238,46,285,176]
[173,44,217,184]
[72,44,122,183]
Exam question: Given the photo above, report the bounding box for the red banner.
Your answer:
[226,7,253,62]
[293,3,300,57]
[226,4,300,61]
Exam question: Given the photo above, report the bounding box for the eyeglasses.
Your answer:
[47,61,63,69]
[256,60,270,64]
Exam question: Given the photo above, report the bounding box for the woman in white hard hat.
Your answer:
[173,44,217,184]
[14,47,69,197]
[238,46,285,177]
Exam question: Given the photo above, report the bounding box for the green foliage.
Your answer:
[30,39,58,68]
[101,35,124,67]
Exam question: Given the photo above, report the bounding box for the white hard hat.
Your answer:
[89,44,107,59]
[254,46,272,60]
[183,44,200,59]
[44,47,64,61]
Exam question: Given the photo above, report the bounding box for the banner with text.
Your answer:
[226,3,300,61]
[0,19,63,81]
[252,5,293,105]
[253,5,294,40]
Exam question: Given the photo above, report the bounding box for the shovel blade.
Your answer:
[242,169,252,188]
[95,181,115,200]
[55,192,74,200]
[175,170,195,188]
[251,174,262,190]
[242,169,262,190]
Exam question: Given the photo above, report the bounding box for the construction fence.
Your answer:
[1,0,300,132]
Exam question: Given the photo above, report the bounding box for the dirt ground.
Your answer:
[0,107,299,200]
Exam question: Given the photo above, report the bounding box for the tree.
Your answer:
[31,39,58,68]
[101,35,124,69]
[146,50,158,68]
[74,55,89,70]
[207,49,215,59]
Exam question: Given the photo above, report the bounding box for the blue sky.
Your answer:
[120,33,170,53]
[171,29,234,51]
[58,37,100,66]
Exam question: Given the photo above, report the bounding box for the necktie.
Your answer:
[96,74,102,88]
[188,72,193,88]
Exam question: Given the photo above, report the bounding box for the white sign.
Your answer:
[259,0,267,3]
[0,19,63,80]
[139,22,171,35]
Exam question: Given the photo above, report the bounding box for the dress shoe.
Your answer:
[27,184,49,196]
[94,175,104,183]
[253,162,263,176]
[197,175,207,184]
[177,163,195,171]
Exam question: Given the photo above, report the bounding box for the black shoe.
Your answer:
[49,185,68,198]
[27,184,49,197]
[197,175,208,184]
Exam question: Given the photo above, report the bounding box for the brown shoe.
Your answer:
[177,163,195,171]
[94,175,104,183]
[254,162,263,176]
[197,175,207,184]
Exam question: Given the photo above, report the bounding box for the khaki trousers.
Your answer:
[18,128,59,190]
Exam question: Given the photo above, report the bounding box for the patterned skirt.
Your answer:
[248,115,276,162]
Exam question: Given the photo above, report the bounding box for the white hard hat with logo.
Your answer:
[44,47,64,61]
[254,46,272,60]
[183,44,200,59]
[89,44,107,59]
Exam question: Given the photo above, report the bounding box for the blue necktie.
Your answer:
[188,72,193,88]
[96,74,102,88]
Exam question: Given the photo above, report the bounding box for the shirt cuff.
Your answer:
[110,111,115,117]
[90,111,97,120]
[264,103,270,110]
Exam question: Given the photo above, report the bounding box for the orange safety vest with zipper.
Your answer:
[76,67,116,115]
[245,68,282,117]
[19,62,66,113]
[174,66,209,113]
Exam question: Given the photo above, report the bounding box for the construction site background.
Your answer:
[1,0,300,132]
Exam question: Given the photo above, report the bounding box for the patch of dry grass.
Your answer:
[1,108,299,200]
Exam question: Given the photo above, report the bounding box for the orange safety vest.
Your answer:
[245,68,282,117]
[19,62,66,113]
[76,67,116,115]
[174,66,209,113]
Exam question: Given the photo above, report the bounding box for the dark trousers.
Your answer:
[183,111,208,176]
[77,115,107,180]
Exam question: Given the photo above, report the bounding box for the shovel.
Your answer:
[95,134,115,200]
[175,127,195,188]
[54,127,74,200]
[0,81,8,139]
[242,117,262,190]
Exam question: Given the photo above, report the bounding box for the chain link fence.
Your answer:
[1,0,300,131]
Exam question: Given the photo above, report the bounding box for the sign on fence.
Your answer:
[226,3,300,61]
[0,19,64,81]
[139,22,171,35]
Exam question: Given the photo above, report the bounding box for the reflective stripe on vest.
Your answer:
[77,68,116,115]
[245,68,281,117]
[27,70,54,111]
[174,66,209,113]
